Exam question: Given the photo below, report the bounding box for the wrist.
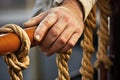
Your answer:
[61,0,84,20]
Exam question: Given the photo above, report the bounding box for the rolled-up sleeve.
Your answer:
[78,0,97,20]
[53,0,97,20]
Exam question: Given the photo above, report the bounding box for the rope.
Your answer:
[80,5,96,80]
[0,24,30,80]
[80,0,113,80]
[0,1,113,80]
[0,24,71,80]
[56,49,72,80]
[94,0,112,69]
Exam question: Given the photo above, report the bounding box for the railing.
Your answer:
[0,27,38,54]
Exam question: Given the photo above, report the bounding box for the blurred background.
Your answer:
[0,0,36,80]
[0,0,35,26]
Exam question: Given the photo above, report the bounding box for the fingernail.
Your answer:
[35,34,41,41]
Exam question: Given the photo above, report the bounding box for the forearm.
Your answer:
[61,0,84,20]
[54,0,97,20]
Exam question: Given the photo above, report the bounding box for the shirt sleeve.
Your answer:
[53,0,97,20]
[32,0,53,16]
[33,0,97,20]
[78,0,97,20]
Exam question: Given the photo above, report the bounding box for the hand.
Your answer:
[24,0,84,56]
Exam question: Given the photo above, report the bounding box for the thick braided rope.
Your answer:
[56,49,72,80]
[80,5,96,80]
[94,0,112,69]
[0,24,30,80]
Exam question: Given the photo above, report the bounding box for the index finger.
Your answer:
[34,13,58,42]
[24,11,48,27]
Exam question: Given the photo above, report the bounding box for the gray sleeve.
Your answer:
[32,0,53,16]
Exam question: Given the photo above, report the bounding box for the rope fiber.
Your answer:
[80,0,112,80]
[56,49,72,80]
[94,0,113,69]
[80,5,96,80]
[0,24,30,80]
[0,0,113,80]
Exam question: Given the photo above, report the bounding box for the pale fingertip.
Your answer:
[34,25,42,41]
[35,34,41,41]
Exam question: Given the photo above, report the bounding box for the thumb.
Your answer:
[24,11,48,28]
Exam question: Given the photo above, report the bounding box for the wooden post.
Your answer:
[109,0,120,80]
[99,64,108,80]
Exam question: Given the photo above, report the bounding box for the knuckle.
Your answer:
[69,21,76,26]
[68,41,74,48]
[59,36,67,45]
[47,13,57,20]
[50,10,60,17]
[50,28,59,37]
[76,25,84,34]
[76,27,81,33]
[54,10,60,15]
[53,9,69,21]
[42,19,50,27]
[62,15,69,22]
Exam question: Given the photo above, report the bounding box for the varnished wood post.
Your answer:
[0,27,39,55]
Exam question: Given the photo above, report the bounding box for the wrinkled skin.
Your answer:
[24,0,84,56]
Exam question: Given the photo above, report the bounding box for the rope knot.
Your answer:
[94,0,112,70]
[0,24,30,80]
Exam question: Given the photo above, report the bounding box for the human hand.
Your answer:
[24,0,84,56]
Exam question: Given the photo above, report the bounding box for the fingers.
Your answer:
[24,11,48,27]
[44,25,76,56]
[40,18,67,51]
[60,23,84,52]
[34,13,58,42]
[60,32,81,52]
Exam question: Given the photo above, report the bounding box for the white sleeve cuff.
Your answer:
[78,0,97,20]
[53,0,97,20]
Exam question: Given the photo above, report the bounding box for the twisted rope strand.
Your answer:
[80,5,96,80]
[56,49,72,80]
[0,24,30,80]
[94,0,112,69]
